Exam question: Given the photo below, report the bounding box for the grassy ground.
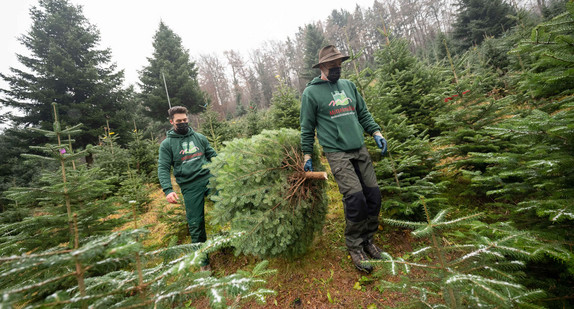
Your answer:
[131,171,421,308]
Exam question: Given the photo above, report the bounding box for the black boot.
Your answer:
[349,248,373,273]
[363,240,384,259]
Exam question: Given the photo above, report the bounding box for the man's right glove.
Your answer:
[374,135,388,156]
[304,159,313,172]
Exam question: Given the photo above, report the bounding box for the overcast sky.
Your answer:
[1,0,376,89]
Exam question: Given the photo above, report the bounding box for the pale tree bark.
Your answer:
[224,49,249,112]
[198,53,231,114]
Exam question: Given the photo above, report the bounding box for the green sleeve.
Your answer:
[353,83,381,135]
[300,91,316,155]
[157,141,174,196]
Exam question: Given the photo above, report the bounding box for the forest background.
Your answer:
[0,0,573,308]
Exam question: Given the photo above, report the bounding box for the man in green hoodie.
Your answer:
[300,45,388,274]
[158,106,217,269]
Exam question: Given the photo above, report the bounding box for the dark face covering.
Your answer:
[327,67,341,83]
[175,122,189,135]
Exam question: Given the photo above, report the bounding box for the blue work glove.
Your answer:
[374,135,388,156]
[304,159,313,172]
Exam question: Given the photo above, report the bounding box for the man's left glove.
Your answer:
[374,135,388,156]
[304,159,313,172]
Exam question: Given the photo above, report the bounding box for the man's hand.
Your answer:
[303,154,313,172]
[166,192,179,204]
[373,132,388,156]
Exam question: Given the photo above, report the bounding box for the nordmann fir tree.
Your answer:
[372,200,553,308]
[126,123,159,181]
[361,39,443,218]
[1,228,276,308]
[368,38,448,136]
[451,0,517,51]
[463,3,574,287]
[88,120,132,189]
[432,48,515,201]
[139,21,206,121]
[0,0,127,148]
[269,75,301,130]
[198,104,232,151]
[300,24,327,85]
[206,129,328,258]
[0,103,119,254]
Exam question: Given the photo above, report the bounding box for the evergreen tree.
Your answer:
[198,105,231,151]
[89,123,130,188]
[139,21,207,120]
[0,229,276,308]
[0,0,127,147]
[373,204,551,308]
[363,39,442,218]
[269,75,301,130]
[126,125,159,181]
[0,128,46,212]
[452,0,517,51]
[462,7,574,289]
[1,104,120,253]
[300,24,327,83]
[512,2,574,100]
[206,129,328,258]
[432,46,513,200]
[371,38,447,136]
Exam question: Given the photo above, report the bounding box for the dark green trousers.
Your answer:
[181,178,210,244]
[326,146,382,251]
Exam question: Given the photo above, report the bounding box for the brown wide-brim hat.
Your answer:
[312,45,350,68]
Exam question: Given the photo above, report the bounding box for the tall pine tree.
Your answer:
[300,24,327,84]
[452,0,517,51]
[0,0,127,147]
[139,21,206,120]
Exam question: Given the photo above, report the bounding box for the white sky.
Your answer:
[1,0,376,89]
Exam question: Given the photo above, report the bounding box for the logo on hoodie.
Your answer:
[180,141,199,155]
[328,90,352,106]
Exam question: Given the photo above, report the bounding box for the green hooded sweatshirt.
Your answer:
[300,77,381,155]
[157,127,217,195]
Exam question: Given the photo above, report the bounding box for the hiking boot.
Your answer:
[363,241,383,259]
[349,248,373,274]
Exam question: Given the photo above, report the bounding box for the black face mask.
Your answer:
[327,67,341,83]
[175,122,189,135]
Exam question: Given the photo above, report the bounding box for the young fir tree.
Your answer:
[126,124,159,182]
[0,103,120,254]
[206,129,328,258]
[362,39,443,218]
[139,21,206,120]
[0,228,276,308]
[513,2,574,101]
[0,0,127,147]
[372,201,553,308]
[269,75,301,130]
[432,45,515,201]
[369,38,447,136]
[461,6,574,293]
[198,104,232,151]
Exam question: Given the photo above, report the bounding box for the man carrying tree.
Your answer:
[300,45,388,274]
[158,106,217,270]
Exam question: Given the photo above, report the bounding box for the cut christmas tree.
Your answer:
[207,128,328,258]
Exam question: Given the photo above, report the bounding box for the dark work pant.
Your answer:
[326,146,382,251]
